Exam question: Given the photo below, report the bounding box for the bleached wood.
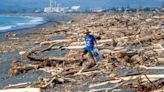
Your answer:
[89,82,124,92]
[89,79,122,88]
[5,82,31,89]
[40,39,73,45]
[0,88,41,92]
[139,65,164,70]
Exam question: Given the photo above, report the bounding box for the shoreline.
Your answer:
[0,13,74,89]
[0,13,72,42]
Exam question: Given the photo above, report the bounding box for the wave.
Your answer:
[0,16,46,33]
[0,26,12,32]
[16,16,45,27]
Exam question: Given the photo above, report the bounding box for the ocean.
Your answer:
[0,15,45,33]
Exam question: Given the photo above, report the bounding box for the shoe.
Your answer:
[79,61,83,66]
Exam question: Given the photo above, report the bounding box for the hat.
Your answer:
[84,29,91,34]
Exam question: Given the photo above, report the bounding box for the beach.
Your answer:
[0,12,164,91]
[0,13,72,89]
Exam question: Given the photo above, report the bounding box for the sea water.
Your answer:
[0,15,45,33]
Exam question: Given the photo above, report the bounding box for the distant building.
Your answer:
[44,0,80,13]
[71,6,80,10]
[35,9,42,13]
[91,8,104,12]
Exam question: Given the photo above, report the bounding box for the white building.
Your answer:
[71,6,80,11]
[92,8,104,12]
[44,0,80,13]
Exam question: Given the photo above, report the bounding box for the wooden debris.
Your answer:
[9,64,39,76]
[89,79,123,88]
[40,39,73,45]
[4,82,32,89]
[0,88,41,92]
[3,13,164,92]
[89,81,125,92]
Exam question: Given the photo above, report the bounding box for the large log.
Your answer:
[100,49,137,58]
[40,39,73,45]
[131,34,164,45]
[150,88,164,92]
[9,64,39,76]
[51,44,103,50]
[75,70,101,76]
[70,36,133,46]
[41,75,75,88]
[0,88,41,92]
[139,65,164,70]
[157,58,164,64]
[89,79,123,88]
[113,74,164,84]
[89,73,162,89]
[4,82,31,89]
[26,56,79,65]
[19,44,103,58]
[89,82,125,92]
[63,67,99,76]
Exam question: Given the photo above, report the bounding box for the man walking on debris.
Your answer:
[80,30,97,66]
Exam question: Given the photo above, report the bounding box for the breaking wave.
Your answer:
[0,16,45,33]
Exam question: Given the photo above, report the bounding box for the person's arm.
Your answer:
[94,36,98,47]
[84,35,87,45]
[95,40,98,47]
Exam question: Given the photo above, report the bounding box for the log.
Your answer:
[41,76,74,88]
[9,64,39,76]
[63,67,99,76]
[100,49,137,58]
[41,76,58,88]
[19,44,57,56]
[89,82,125,92]
[100,49,127,55]
[26,56,79,65]
[145,44,164,49]
[0,88,41,92]
[131,34,164,45]
[75,70,101,76]
[139,65,164,70]
[151,88,164,92]
[19,44,103,60]
[118,74,164,81]
[4,82,31,89]
[89,78,159,90]
[89,79,122,88]
[19,51,30,56]
[51,44,103,50]
[70,36,133,46]
[157,58,164,64]
[40,39,73,45]
[89,74,161,89]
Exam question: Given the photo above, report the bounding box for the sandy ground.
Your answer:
[0,14,71,89]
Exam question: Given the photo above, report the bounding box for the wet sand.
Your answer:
[0,14,72,89]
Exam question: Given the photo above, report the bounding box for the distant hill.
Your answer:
[0,0,163,13]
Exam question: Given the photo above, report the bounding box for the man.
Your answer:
[80,30,97,66]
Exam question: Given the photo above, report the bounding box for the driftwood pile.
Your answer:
[2,13,164,92]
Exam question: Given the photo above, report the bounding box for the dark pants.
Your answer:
[83,48,94,58]
[80,48,96,66]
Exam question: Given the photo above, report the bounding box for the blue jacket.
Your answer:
[84,35,96,51]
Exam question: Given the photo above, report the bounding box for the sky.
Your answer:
[0,0,163,13]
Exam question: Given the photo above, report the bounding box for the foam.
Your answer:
[0,26,12,32]
[0,16,45,33]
